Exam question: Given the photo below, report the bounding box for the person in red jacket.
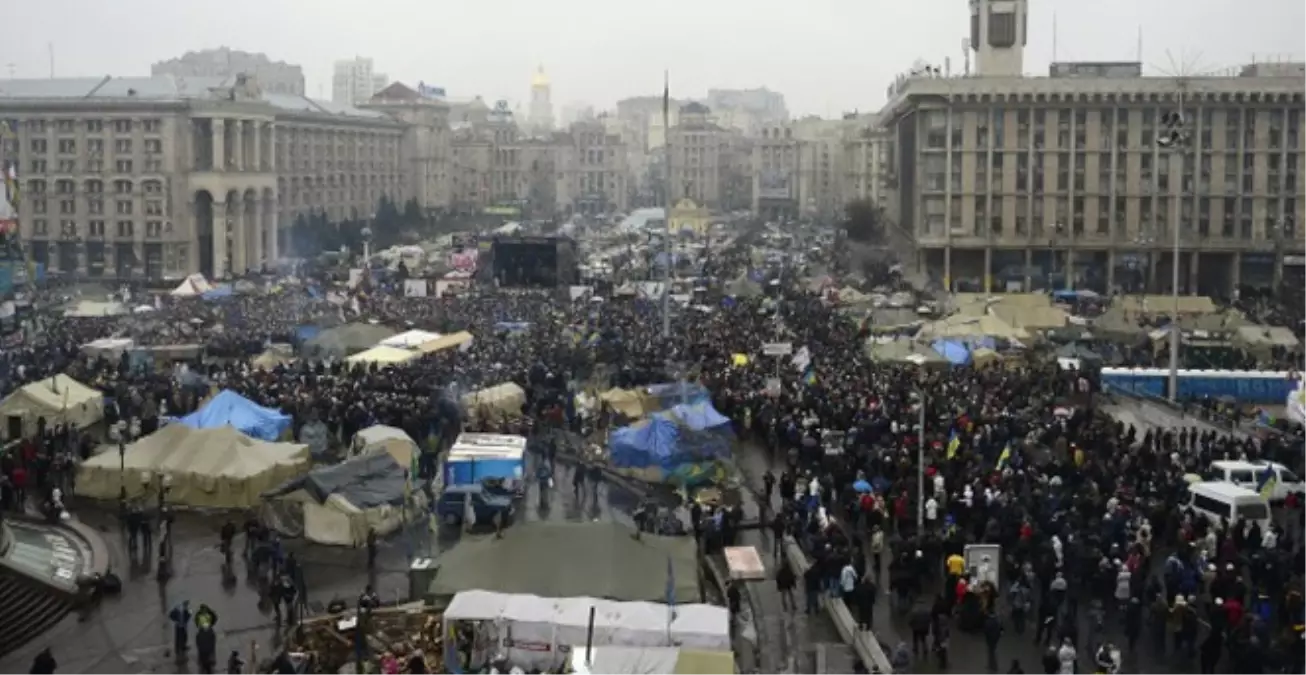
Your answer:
[10,465,27,511]
[1223,595,1244,626]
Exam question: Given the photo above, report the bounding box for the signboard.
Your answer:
[1284,255,1305,266]
[448,249,479,271]
[404,279,428,297]
[821,430,845,456]
[762,342,793,356]
[963,544,1001,589]
[758,170,792,200]
[416,82,446,99]
[764,377,782,396]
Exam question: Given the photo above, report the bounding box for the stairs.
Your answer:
[0,564,72,659]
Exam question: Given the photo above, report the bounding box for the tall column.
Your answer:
[231,121,245,172]
[268,124,277,172]
[983,247,993,293]
[268,208,279,263]
[253,201,265,271]
[1106,250,1116,292]
[252,123,263,172]
[211,119,226,172]
[1231,252,1242,292]
[214,204,229,278]
[943,246,952,292]
[233,199,248,274]
[1065,248,1075,291]
[1189,251,1200,295]
[1023,248,1033,291]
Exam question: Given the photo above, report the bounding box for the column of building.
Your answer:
[211,119,228,277]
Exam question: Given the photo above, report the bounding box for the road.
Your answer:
[1102,395,1252,440]
[0,450,640,674]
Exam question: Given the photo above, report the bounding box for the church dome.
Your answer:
[531,66,550,88]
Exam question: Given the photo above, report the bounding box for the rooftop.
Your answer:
[0,75,390,120]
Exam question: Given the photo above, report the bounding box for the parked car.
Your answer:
[436,484,514,530]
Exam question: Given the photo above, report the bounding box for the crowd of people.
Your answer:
[0,223,1301,674]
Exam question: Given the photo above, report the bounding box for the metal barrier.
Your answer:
[781,535,894,673]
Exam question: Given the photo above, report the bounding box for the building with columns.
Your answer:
[0,74,405,279]
[668,103,749,210]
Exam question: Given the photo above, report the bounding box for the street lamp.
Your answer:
[1158,86,1189,402]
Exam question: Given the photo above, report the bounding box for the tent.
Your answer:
[430,522,702,603]
[599,387,658,419]
[261,451,419,546]
[76,425,310,508]
[864,339,947,366]
[177,389,292,441]
[442,587,727,671]
[417,330,474,354]
[346,345,418,367]
[0,374,104,440]
[252,346,295,370]
[931,339,971,365]
[917,314,1029,340]
[63,300,127,317]
[608,402,733,484]
[304,323,397,356]
[171,273,214,297]
[352,424,419,469]
[379,329,443,350]
[569,646,736,675]
[201,284,234,300]
[461,382,526,418]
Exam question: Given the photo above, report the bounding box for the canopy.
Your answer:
[931,339,971,365]
[262,451,416,547]
[252,346,295,370]
[917,314,1029,340]
[864,339,946,365]
[431,522,702,602]
[599,387,658,419]
[170,273,213,297]
[64,300,126,317]
[201,284,234,300]
[461,382,526,418]
[379,329,442,350]
[0,375,104,439]
[304,323,397,356]
[353,424,418,468]
[1115,294,1217,315]
[346,345,418,366]
[76,425,309,508]
[417,330,474,354]
[177,389,292,441]
[609,402,732,471]
[569,646,736,675]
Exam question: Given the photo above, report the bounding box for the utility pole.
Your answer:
[916,388,926,530]
[1161,77,1189,401]
[661,71,672,339]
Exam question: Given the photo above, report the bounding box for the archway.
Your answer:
[194,190,214,279]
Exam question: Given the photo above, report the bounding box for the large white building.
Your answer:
[332,57,388,106]
[151,47,305,96]
[0,74,411,279]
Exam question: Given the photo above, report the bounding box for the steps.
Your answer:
[0,564,72,659]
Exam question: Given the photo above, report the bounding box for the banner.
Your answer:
[758,170,792,200]
[448,249,478,271]
[404,279,429,297]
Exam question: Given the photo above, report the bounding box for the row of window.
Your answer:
[28,198,165,216]
[24,158,163,174]
[14,118,161,134]
[26,178,166,194]
[16,137,164,156]
[28,218,169,238]
[926,107,1303,132]
[924,126,1302,152]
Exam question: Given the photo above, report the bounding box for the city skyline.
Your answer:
[4,0,1302,116]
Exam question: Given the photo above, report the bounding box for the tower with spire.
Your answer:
[528,65,554,133]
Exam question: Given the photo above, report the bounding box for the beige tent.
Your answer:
[971,347,1003,369]
[1115,294,1217,316]
[991,304,1069,331]
[353,424,419,468]
[346,345,418,366]
[917,314,1030,340]
[75,424,310,508]
[462,382,526,418]
[252,345,295,369]
[417,330,474,354]
[0,375,104,440]
[599,387,657,419]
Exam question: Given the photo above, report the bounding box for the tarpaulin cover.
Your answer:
[609,402,732,470]
[265,452,406,509]
[178,389,292,441]
[201,284,234,300]
[294,325,322,343]
[931,339,971,365]
[644,382,709,410]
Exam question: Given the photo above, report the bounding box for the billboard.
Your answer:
[417,82,446,99]
[758,170,792,200]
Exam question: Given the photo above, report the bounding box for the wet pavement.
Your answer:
[1102,396,1251,439]
[0,450,641,674]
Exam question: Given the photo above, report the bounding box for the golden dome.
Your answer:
[531,66,550,88]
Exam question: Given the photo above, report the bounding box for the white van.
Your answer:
[1206,460,1304,504]
[1186,482,1272,530]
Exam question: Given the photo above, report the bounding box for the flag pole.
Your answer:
[661,70,672,339]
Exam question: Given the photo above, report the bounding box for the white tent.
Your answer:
[461,382,526,417]
[353,424,419,468]
[1288,385,1305,426]
[171,273,214,297]
[346,345,418,366]
[378,329,442,350]
[64,300,127,317]
[75,424,310,509]
[443,590,729,671]
[262,451,420,547]
[0,375,104,440]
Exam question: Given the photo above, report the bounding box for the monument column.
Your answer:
[211,119,226,172]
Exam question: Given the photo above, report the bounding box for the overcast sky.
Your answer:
[6,0,1303,115]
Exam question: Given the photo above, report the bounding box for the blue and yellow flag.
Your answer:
[946,430,961,460]
[1256,468,1277,499]
[802,366,816,386]
[996,443,1011,471]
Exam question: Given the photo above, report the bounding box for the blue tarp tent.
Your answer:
[608,401,733,472]
[644,382,709,410]
[178,389,292,441]
[931,339,971,365]
[202,284,234,300]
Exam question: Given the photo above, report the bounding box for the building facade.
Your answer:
[332,57,388,106]
[879,66,1306,294]
[554,120,628,216]
[527,67,554,135]
[152,47,305,96]
[841,114,894,212]
[668,103,748,210]
[0,74,406,280]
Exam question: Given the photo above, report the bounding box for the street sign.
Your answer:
[762,342,793,357]
[764,378,782,396]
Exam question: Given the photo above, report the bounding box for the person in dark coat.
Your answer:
[29,648,56,674]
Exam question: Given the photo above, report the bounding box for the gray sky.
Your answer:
[7,0,1303,115]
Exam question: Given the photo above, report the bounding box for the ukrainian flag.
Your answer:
[996,443,1011,471]
[1256,467,1277,500]
[802,366,816,386]
[946,430,961,460]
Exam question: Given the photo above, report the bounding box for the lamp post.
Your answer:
[914,388,926,531]
[1158,81,1189,402]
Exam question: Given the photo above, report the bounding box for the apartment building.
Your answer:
[841,114,894,211]
[555,120,628,215]
[668,103,749,210]
[332,57,388,106]
[881,67,1306,293]
[152,47,305,96]
[0,74,405,279]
